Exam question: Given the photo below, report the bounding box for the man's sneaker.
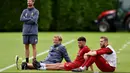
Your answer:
[32,60,41,70]
[72,68,84,72]
[21,62,28,70]
[15,55,22,70]
[15,55,19,70]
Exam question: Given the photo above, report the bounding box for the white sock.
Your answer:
[39,66,47,70]
[80,66,86,70]
[40,63,46,67]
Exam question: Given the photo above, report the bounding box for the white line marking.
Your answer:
[0,39,75,72]
[117,41,130,54]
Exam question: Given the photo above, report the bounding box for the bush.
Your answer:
[55,0,116,31]
[39,0,52,31]
[0,0,116,31]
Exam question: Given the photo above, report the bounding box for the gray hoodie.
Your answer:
[20,8,39,36]
[41,44,71,63]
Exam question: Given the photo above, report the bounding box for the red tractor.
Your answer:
[95,0,130,32]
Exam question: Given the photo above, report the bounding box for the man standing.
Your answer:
[33,37,93,71]
[72,36,117,72]
[20,0,39,63]
[20,35,71,70]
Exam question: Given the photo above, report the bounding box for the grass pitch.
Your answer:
[0,32,130,72]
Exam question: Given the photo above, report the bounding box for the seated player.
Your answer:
[33,37,93,71]
[72,36,117,72]
[16,35,71,70]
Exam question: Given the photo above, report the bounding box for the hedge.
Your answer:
[0,0,116,31]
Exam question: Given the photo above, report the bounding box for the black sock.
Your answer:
[26,58,29,63]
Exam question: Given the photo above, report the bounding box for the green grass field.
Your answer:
[0,32,130,72]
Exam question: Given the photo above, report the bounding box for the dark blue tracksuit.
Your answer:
[20,7,39,44]
[40,44,71,64]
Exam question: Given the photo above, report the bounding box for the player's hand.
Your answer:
[86,51,97,56]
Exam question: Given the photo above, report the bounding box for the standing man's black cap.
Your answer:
[77,36,86,42]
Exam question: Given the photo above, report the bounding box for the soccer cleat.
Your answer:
[32,60,41,70]
[21,62,28,70]
[72,68,84,72]
[15,55,20,70]
[15,55,23,70]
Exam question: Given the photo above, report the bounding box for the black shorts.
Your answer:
[23,35,38,44]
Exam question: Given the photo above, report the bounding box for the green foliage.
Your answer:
[0,0,116,31]
[56,0,116,31]
[39,0,52,31]
[0,0,24,31]
[0,32,130,72]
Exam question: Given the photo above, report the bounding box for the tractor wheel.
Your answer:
[99,19,110,32]
[125,17,130,31]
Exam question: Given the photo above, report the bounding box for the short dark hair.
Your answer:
[100,36,108,42]
[32,0,35,2]
[28,0,35,2]
[77,36,86,42]
[30,0,35,2]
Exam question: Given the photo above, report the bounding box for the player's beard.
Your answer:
[101,44,105,48]
[79,45,84,49]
